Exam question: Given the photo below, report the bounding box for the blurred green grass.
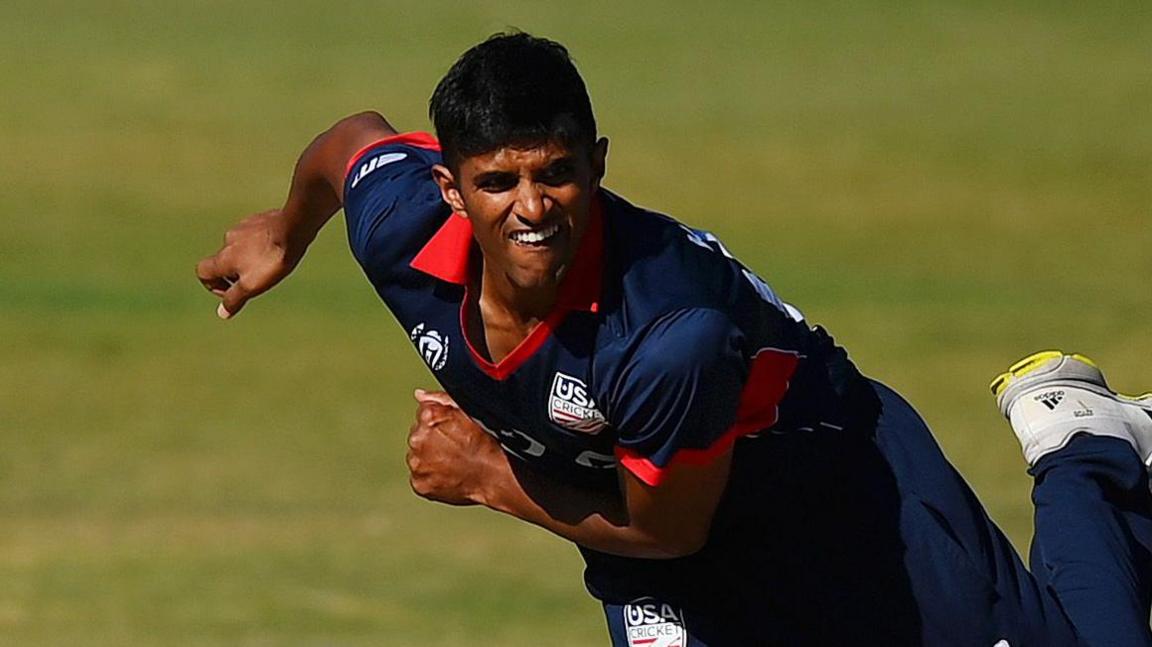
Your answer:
[1,1,1149,644]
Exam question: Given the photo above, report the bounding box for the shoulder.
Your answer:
[596,191,760,334]
[600,193,707,293]
[341,132,451,276]
[624,307,745,373]
[596,307,748,414]
[344,131,443,192]
[599,190,696,262]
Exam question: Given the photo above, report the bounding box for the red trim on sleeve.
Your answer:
[344,131,441,178]
[615,446,666,486]
[615,347,801,487]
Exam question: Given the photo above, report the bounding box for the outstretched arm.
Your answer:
[407,392,730,559]
[196,112,397,317]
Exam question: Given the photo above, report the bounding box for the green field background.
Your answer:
[1,1,1149,644]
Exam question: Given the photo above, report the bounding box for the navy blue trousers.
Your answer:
[603,382,1152,646]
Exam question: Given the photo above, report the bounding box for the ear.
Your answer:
[431,164,468,215]
[590,137,609,189]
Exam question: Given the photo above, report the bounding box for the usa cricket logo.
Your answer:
[548,373,606,434]
[410,323,448,371]
[623,600,686,647]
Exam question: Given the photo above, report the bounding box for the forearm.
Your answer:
[408,397,727,560]
[197,112,396,316]
[477,453,706,559]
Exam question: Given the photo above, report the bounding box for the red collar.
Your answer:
[410,194,604,313]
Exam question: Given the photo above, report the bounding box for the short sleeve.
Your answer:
[342,132,448,276]
[608,308,799,486]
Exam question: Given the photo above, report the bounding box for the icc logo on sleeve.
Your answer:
[623,599,686,647]
[410,323,448,371]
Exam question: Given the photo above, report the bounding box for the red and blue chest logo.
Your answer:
[548,372,606,434]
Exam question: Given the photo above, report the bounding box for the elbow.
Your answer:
[664,535,709,559]
[642,530,709,559]
[335,111,394,136]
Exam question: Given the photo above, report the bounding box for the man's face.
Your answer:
[433,138,608,295]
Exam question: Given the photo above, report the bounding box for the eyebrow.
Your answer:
[540,156,575,169]
[471,156,577,186]
[472,169,517,185]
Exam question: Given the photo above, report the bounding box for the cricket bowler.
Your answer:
[197,33,1152,646]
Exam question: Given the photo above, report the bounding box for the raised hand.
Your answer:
[196,209,309,318]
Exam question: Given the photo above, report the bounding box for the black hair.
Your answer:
[429,32,597,169]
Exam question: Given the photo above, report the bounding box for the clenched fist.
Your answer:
[407,389,504,506]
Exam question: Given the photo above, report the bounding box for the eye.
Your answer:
[537,161,575,186]
[475,173,516,193]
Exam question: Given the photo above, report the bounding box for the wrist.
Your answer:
[472,447,513,511]
[279,219,317,266]
[274,204,325,263]
[279,171,342,259]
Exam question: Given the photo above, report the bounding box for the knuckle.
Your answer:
[212,248,233,269]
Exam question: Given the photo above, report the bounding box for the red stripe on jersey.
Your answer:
[615,447,664,486]
[616,347,800,487]
[552,411,585,421]
[460,293,568,381]
[343,131,441,178]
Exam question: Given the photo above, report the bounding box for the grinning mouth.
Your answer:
[509,223,561,247]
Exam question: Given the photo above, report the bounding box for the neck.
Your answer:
[477,262,560,326]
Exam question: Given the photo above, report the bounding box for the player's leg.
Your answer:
[992,351,1152,646]
[869,380,1082,645]
[596,354,1152,645]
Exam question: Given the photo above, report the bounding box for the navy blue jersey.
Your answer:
[343,133,880,603]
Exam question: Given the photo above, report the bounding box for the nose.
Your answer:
[513,182,551,226]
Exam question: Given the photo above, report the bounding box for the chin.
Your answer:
[509,264,563,291]
[510,273,557,292]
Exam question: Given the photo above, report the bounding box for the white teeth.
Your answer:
[511,223,560,245]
